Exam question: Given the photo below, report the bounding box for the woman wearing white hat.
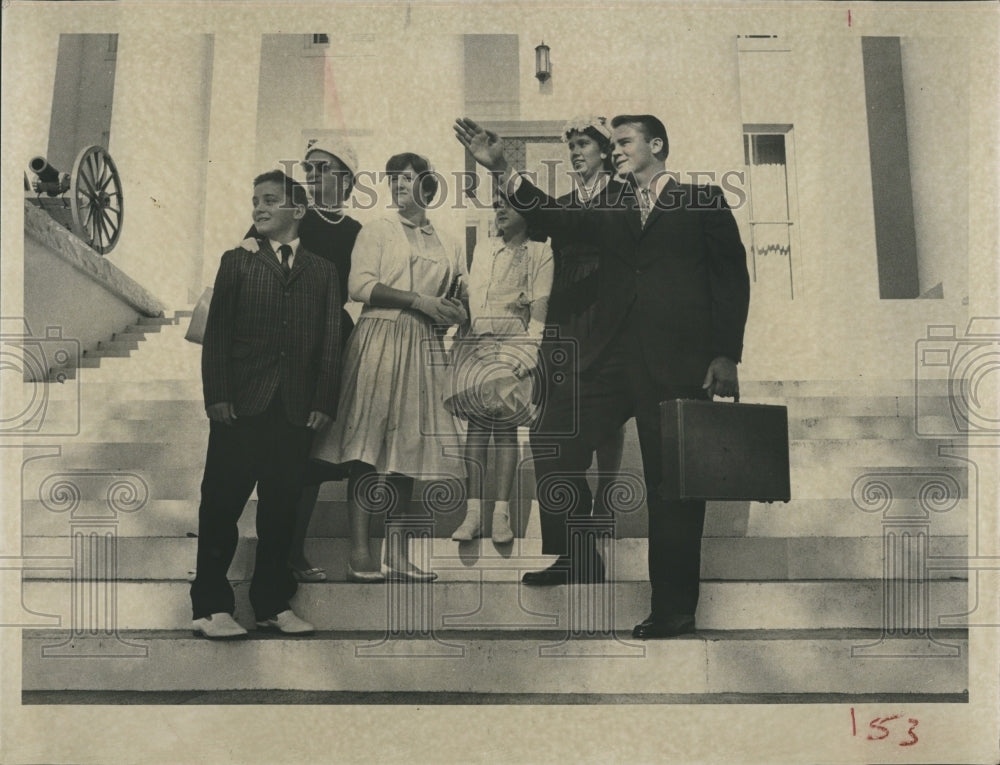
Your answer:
[523,116,627,585]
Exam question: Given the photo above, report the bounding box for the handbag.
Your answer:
[659,396,790,502]
[444,335,538,427]
[185,249,252,344]
[184,287,213,344]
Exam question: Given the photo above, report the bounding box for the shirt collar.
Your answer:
[269,238,299,256]
[631,171,671,202]
[397,214,435,235]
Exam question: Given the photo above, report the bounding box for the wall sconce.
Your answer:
[535,41,551,82]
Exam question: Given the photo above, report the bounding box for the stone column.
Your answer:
[199,32,263,293]
[108,30,215,309]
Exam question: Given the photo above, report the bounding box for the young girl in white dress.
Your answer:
[446,197,553,543]
[312,153,467,581]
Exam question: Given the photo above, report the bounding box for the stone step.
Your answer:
[714,498,970,538]
[121,323,164,335]
[135,316,178,326]
[35,399,203,423]
[35,414,962,446]
[27,437,959,471]
[743,379,949,397]
[788,415,953,439]
[110,331,149,344]
[21,628,968,694]
[18,497,971,540]
[99,337,142,353]
[82,347,132,359]
[81,358,200,383]
[19,495,972,551]
[46,378,951,399]
[35,394,959,431]
[44,373,953,411]
[43,418,210,442]
[18,463,969,506]
[19,535,969,582]
[747,395,951,419]
[18,579,967,632]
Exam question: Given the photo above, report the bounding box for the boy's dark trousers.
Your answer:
[190,392,313,621]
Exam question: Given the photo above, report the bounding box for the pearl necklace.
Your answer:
[576,174,608,204]
[313,206,346,226]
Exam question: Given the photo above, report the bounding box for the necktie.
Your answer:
[278,244,292,275]
[639,188,652,228]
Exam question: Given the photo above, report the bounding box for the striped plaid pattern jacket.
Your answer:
[202,242,341,425]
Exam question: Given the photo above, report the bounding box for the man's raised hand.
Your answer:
[454,117,508,172]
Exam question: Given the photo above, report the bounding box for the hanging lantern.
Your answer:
[535,41,551,82]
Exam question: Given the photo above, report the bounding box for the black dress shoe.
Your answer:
[631,613,696,639]
[521,554,605,586]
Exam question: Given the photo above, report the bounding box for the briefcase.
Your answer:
[659,398,790,502]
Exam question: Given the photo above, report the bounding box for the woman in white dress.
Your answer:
[446,197,552,543]
[312,152,467,582]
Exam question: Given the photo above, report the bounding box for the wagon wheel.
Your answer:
[70,145,124,255]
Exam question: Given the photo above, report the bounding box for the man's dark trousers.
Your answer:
[190,392,313,621]
[531,307,707,618]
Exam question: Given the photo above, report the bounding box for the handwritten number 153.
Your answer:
[850,708,919,746]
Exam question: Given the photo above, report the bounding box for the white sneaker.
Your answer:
[256,609,315,635]
[192,612,248,640]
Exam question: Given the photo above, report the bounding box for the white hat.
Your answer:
[304,136,359,181]
[561,116,611,142]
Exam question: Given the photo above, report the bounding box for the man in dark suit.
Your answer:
[455,115,750,638]
[190,169,341,639]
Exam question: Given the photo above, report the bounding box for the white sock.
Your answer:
[461,499,482,528]
[493,500,510,520]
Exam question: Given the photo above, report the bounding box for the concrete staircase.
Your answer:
[46,315,182,381]
[18,317,970,701]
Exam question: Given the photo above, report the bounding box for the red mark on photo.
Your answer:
[848,9,852,27]
[851,710,920,747]
[901,719,919,747]
[868,714,901,741]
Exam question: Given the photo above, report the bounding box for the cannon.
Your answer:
[26,145,124,254]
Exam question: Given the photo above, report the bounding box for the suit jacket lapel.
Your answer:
[640,177,682,237]
[603,181,642,248]
[286,244,311,284]
[257,240,310,283]
[620,185,643,243]
[255,240,286,280]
